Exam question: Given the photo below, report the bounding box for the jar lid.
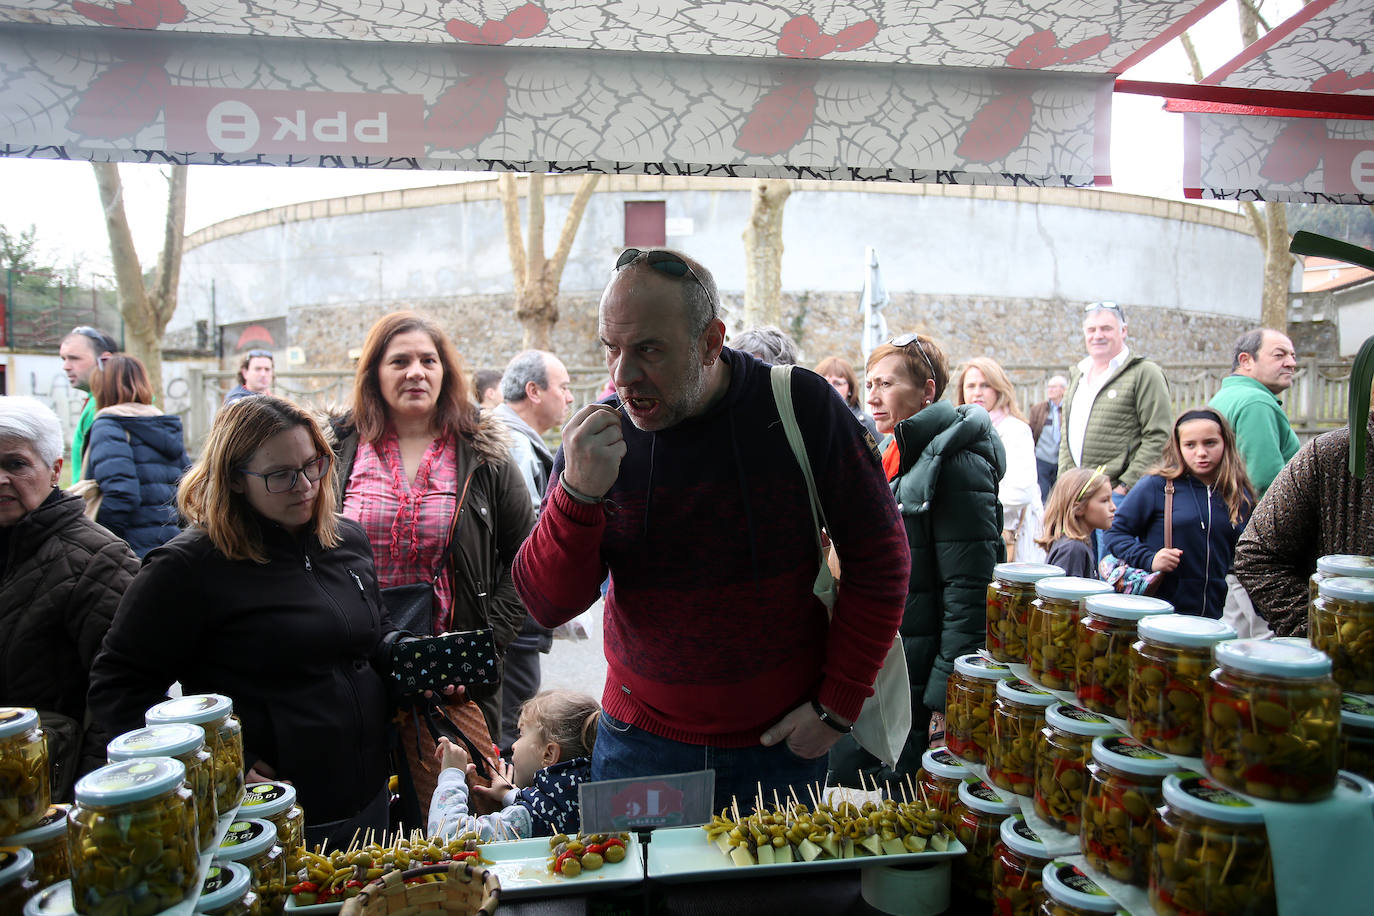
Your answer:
[921,747,971,780]
[1317,554,1374,578]
[956,778,1019,816]
[108,723,206,762]
[195,861,252,912]
[1091,735,1178,777]
[1083,593,1174,620]
[996,677,1056,707]
[216,818,278,863]
[1162,773,1264,824]
[954,653,1012,681]
[1214,638,1331,679]
[994,562,1066,583]
[23,880,75,916]
[240,781,297,819]
[1034,576,1115,601]
[1318,576,1374,603]
[0,804,69,846]
[74,757,186,806]
[1341,692,1374,729]
[0,846,33,890]
[0,707,38,740]
[146,694,233,726]
[1336,770,1374,812]
[1136,614,1237,648]
[1045,703,1117,737]
[998,813,1051,860]
[1041,860,1120,912]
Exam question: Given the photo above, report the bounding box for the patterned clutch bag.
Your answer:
[391,629,499,697]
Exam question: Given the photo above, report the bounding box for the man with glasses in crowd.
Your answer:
[225,349,276,405]
[58,325,118,479]
[512,247,909,809]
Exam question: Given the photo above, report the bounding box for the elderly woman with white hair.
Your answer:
[0,396,139,799]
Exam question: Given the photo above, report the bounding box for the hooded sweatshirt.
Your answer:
[85,403,190,557]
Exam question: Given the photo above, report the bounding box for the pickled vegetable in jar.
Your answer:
[991,814,1052,916]
[146,694,245,815]
[950,778,1019,905]
[1076,594,1173,717]
[23,878,75,916]
[0,846,39,915]
[1081,735,1176,888]
[987,678,1056,797]
[0,708,49,836]
[108,722,218,853]
[1038,860,1121,916]
[195,861,260,916]
[946,653,1011,764]
[1151,773,1274,916]
[216,818,286,914]
[1204,639,1340,801]
[1340,692,1374,780]
[69,757,200,916]
[988,562,1065,664]
[1,804,69,890]
[240,782,303,859]
[1311,576,1374,693]
[916,747,971,828]
[1028,577,1114,690]
[1033,703,1117,834]
[1128,615,1236,756]
[1309,554,1374,607]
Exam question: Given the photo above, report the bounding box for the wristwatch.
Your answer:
[810,698,852,734]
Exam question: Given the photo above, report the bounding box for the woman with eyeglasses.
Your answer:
[830,334,1005,781]
[331,311,535,823]
[89,395,400,846]
[814,354,879,441]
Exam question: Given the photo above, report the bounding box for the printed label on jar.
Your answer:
[242,783,287,806]
[1057,864,1110,895]
[221,820,268,847]
[0,849,16,871]
[930,749,968,769]
[1182,776,1253,809]
[1006,679,1051,696]
[1102,736,1168,760]
[1012,818,1043,844]
[970,656,1011,672]
[202,865,231,894]
[1059,706,1110,724]
[966,779,1006,803]
[118,724,197,751]
[94,759,174,790]
[30,805,65,829]
[1343,693,1374,719]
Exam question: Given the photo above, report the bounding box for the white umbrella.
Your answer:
[859,246,889,362]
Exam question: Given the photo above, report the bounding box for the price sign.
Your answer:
[577,770,714,833]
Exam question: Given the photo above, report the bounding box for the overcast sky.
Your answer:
[1,0,1299,279]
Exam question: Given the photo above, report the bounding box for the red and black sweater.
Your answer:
[513,349,909,747]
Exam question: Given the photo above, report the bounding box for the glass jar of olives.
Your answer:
[1076,594,1173,717]
[1038,860,1121,916]
[146,694,245,816]
[1033,703,1117,834]
[1204,639,1341,801]
[950,778,1019,905]
[1128,615,1236,756]
[0,846,39,914]
[216,818,286,914]
[988,562,1065,664]
[1081,735,1176,888]
[0,708,49,837]
[1,804,69,890]
[916,747,971,828]
[1340,692,1374,780]
[988,678,1056,797]
[1311,576,1374,693]
[240,782,304,860]
[992,814,1052,916]
[69,757,200,915]
[946,653,1011,764]
[108,723,218,853]
[1151,773,1275,916]
[23,878,75,916]
[1310,554,1374,607]
[195,861,260,916]
[1028,577,1114,690]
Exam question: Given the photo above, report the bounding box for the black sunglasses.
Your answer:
[1083,301,1126,324]
[889,333,937,380]
[615,248,715,317]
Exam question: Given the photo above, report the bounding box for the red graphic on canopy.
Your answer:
[957,91,1033,163]
[736,75,819,156]
[72,0,186,29]
[426,62,510,151]
[68,60,171,138]
[777,15,879,59]
[1311,71,1374,94]
[446,2,548,46]
[1007,29,1111,70]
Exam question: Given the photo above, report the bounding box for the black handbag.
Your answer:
[390,629,500,698]
[377,468,478,637]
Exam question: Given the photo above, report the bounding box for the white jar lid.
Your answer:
[1084,593,1174,620]
[0,804,69,846]
[1045,703,1117,737]
[954,653,1012,681]
[146,694,233,726]
[0,846,34,890]
[998,813,1051,860]
[1317,555,1374,578]
[994,562,1066,584]
[23,879,74,916]
[1214,638,1331,678]
[1162,773,1264,825]
[1041,860,1120,912]
[1091,735,1179,778]
[1318,576,1374,603]
[0,707,38,740]
[240,781,298,819]
[108,723,206,762]
[74,757,185,806]
[1034,576,1115,601]
[957,778,1018,816]
[195,861,252,912]
[1137,614,1237,648]
[216,817,278,863]
[921,747,971,780]
[996,677,1056,707]
[1342,692,1374,729]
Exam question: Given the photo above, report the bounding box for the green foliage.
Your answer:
[1287,205,1374,251]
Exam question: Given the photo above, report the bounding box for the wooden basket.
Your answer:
[339,860,500,916]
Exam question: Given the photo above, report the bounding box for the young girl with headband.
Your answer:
[1035,465,1116,578]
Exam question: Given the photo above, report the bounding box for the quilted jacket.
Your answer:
[86,404,190,557]
[1058,355,1173,491]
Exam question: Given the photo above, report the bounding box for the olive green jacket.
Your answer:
[1057,355,1172,490]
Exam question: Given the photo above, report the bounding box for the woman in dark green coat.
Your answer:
[830,334,1005,784]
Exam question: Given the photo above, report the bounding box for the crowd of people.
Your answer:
[0,246,1359,842]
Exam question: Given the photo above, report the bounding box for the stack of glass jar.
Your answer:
[1075,594,1173,718]
[240,782,305,858]
[1027,577,1114,690]
[1128,614,1236,756]
[946,653,1011,764]
[107,723,219,853]
[987,562,1065,664]
[0,805,69,891]
[1033,703,1116,834]
[0,709,49,839]
[146,694,245,821]
[987,678,1056,797]
[215,817,286,914]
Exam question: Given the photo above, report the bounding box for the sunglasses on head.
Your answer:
[1083,301,1126,324]
[888,333,937,380]
[614,248,715,316]
[245,349,273,359]
[71,326,115,352]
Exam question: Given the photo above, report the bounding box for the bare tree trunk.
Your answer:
[741,179,792,327]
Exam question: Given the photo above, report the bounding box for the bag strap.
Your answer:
[438,465,481,626]
[1163,480,1175,550]
[770,365,827,564]
[415,696,497,780]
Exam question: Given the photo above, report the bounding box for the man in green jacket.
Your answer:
[1208,328,1300,499]
[58,326,117,479]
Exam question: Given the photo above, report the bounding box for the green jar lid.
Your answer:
[1215,638,1331,679]
[0,707,38,740]
[1034,576,1114,601]
[195,861,252,913]
[146,694,233,727]
[74,757,185,806]
[994,562,1066,584]
[1318,576,1374,603]
[1084,593,1174,620]
[1137,614,1236,648]
[23,879,75,915]
[956,778,1018,816]
[216,818,278,863]
[999,814,1051,861]
[996,677,1055,707]
[954,653,1012,681]
[0,804,68,846]
[1041,860,1119,912]
[1163,773,1264,825]
[1317,555,1374,578]
[108,723,206,762]
[240,781,297,820]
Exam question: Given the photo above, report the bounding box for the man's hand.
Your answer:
[760,702,850,759]
[561,403,627,497]
[1152,547,1183,573]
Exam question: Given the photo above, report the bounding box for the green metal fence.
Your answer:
[2,270,123,350]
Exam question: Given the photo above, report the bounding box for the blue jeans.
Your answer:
[592,712,828,813]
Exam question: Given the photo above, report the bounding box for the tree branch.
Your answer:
[151,165,188,328]
[546,174,601,293]
[1242,201,1267,244]
[1180,32,1205,84]
[91,162,150,336]
[526,171,546,279]
[1237,0,1271,34]
[498,172,527,298]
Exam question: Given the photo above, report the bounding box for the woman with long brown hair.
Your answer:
[814,354,879,440]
